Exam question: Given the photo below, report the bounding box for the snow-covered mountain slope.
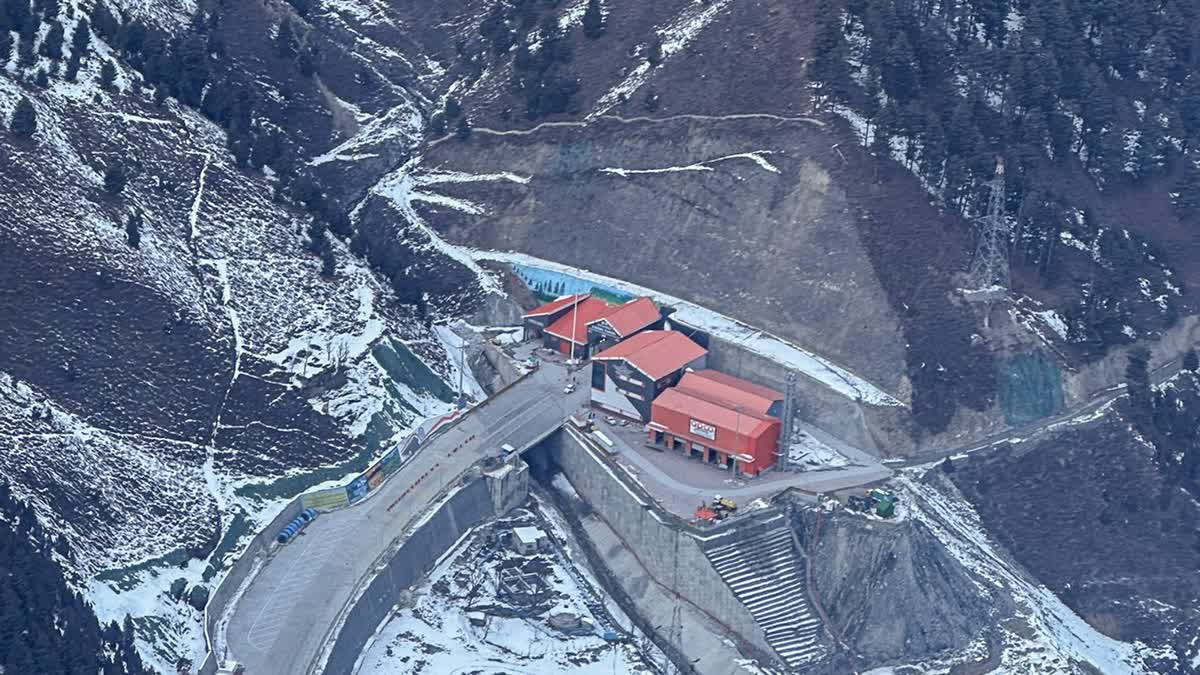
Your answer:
[0,1,488,668]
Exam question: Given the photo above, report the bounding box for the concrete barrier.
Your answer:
[546,427,779,663]
[199,497,305,675]
[320,477,495,675]
[197,370,540,674]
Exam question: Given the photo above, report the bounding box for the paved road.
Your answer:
[221,361,587,675]
[899,351,1190,468]
[597,422,889,517]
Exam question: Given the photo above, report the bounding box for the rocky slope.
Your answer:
[3,0,1199,671]
[0,0,484,668]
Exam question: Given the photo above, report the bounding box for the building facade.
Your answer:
[585,297,662,353]
[647,371,785,476]
[590,331,708,421]
[541,297,615,359]
[521,293,588,340]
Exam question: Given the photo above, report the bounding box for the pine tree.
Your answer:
[429,112,447,137]
[277,19,298,59]
[18,26,37,67]
[320,250,336,277]
[646,35,663,66]
[298,46,317,76]
[103,162,127,195]
[642,88,659,112]
[0,31,13,66]
[89,1,119,42]
[64,50,81,80]
[34,67,49,88]
[444,97,462,119]
[455,116,471,141]
[125,212,141,248]
[100,59,117,89]
[36,0,60,20]
[3,97,34,137]
[582,0,604,39]
[39,19,64,59]
[70,18,90,56]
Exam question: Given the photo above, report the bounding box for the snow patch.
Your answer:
[602,150,780,177]
[371,157,533,294]
[589,0,734,119]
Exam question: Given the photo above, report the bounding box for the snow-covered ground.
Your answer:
[368,156,532,294]
[471,250,903,407]
[899,472,1167,674]
[357,509,655,675]
[601,150,780,177]
[589,0,736,119]
[787,429,850,469]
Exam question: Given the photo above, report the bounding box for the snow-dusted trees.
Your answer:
[8,97,37,138]
[0,485,149,675]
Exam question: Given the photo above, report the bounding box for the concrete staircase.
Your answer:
[703,525,825,670]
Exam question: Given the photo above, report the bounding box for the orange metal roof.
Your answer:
[675,371,783,416]
[588,297,659,337]
[653,388,776,439]
[522,293,589,318]
[544,297,614,345]
[592,330,708,380]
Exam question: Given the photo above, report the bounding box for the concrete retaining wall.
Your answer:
[545,429,777,660]
[199,498,306,675]
[322,477,496,675]
[702,333,911,456]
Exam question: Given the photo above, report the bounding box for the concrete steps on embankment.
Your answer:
[703,526,826,669]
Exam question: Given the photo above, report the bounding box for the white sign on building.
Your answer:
[689,419,716,440]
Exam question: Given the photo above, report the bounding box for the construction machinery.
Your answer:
[695,496,739,523]
[847,489,897,518]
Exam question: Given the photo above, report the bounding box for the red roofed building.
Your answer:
[648,371,784,476]
[541,297,615,359]
[522,293,589,341]
[590,331,708,421]
[586,297,662,352]
[675,370,785,418]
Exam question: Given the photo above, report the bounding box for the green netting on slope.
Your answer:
[999,351,1064,426]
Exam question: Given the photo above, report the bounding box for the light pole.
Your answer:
[569,295,580,365]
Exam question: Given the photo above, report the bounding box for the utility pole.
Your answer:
[570,295,580,365]
[457,330,465,403]
[965,159,1011,320]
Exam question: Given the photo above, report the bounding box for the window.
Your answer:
[591,362,605,390]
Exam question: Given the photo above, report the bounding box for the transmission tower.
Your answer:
[965,159,1010,297]
[780,371,799,472]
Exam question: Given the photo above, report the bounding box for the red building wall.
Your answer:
[650,404,780,476]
